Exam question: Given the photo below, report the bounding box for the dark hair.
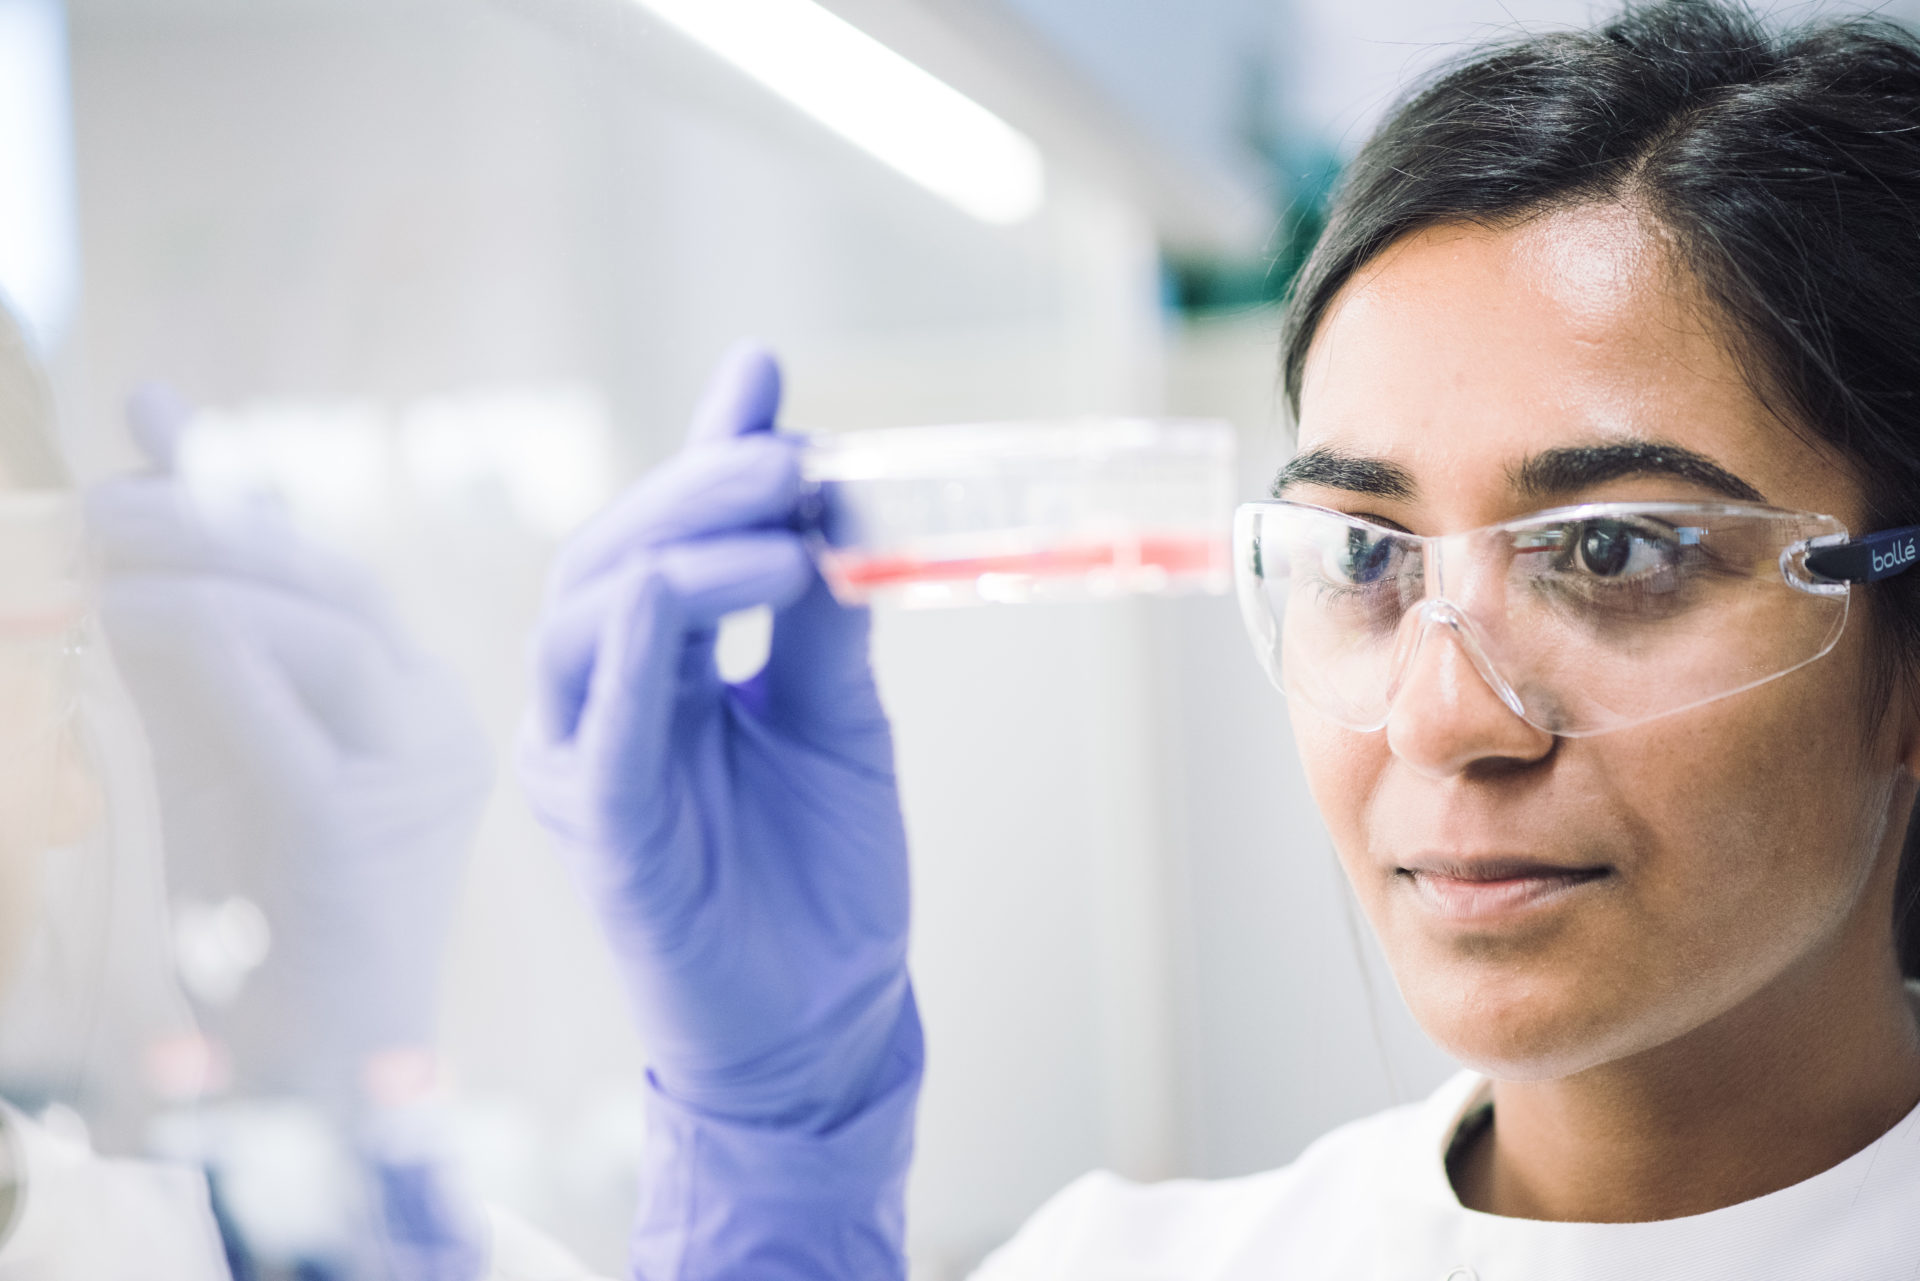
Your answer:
[1280,0,1920,977]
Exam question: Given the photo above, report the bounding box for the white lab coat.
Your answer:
[0,1101,228,1279]
[974,991,1920,1280]
[0,1101,609,1281]
[10,1017,1920,1281]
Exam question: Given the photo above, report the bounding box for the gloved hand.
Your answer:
[518,345,920,1279]
[87,385,492,1103]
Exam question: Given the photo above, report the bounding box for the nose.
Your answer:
[1385,604,1554,778]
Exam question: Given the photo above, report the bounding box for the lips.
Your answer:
[1396,857,1612,922]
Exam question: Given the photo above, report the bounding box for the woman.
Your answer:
[520,2,1920,1276]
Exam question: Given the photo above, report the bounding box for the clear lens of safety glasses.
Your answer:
[1234,500,1854,737]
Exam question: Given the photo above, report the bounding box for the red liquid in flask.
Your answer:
[828,533,1227,595]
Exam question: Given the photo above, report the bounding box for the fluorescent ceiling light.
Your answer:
[632,0,1046,225]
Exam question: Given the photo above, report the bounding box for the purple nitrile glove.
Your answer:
[518,345,920,1279]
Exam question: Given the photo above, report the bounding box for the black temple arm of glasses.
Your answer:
[1805,525,1920,584]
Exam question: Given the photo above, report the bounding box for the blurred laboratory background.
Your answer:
[9,0,1917,1273]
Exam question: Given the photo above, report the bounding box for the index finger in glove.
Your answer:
[687,342,782,444]
[532,531,812,746]
[550,433,802,593]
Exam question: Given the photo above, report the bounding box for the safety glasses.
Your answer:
[1234,499,1919,737]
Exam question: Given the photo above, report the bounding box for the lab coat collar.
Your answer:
[1374,986,1920,1281]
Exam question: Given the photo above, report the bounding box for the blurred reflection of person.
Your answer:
[0,296,608,1279]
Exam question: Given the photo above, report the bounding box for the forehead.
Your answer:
[1294,205,1857,521]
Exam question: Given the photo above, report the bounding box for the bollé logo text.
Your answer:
[1872,538,1917,575]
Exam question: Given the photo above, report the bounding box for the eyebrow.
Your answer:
[1270,447,1417,500]
[1510,441,1766,504]
[1269,440,1766,505]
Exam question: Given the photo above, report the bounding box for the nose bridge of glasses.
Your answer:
[1388,596,1530,722]
[1425,524,1510,600]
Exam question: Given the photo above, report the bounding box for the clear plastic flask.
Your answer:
[802,418,1236,608]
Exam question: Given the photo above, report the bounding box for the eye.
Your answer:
[1564,519,1677,579]
[1332,526,1406,585]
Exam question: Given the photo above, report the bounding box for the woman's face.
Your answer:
[1290,204,1920,1080]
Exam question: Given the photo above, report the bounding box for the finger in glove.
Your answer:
[551,434,803,593]
[531,531,812,745]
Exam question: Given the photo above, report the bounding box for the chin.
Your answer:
[1397,959,1648,1082]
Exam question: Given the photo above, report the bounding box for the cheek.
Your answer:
[1509,684,1888,1073]
[1288,704,1402,940]
[1613,674,1889,974]
[1288,703,1388,853]
[1290,643,1892,1081]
